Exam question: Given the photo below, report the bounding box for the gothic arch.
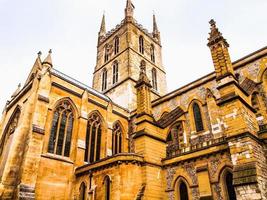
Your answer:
[52,97,79,118]
[47,99,77,157]
[85,110,107,162]
[188,99,206,133]
[256,58,267,83]
[171,175,192,200]
[219,167,237,200]
[79,182,87,200]
[0,106,22,178]
[171,169,194,191]
[112,121,124,154]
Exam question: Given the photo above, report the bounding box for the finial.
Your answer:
[207,19,229,47]
[125,0,135,19]
[209,19,216,27]
[38,51,42,57]
[42,49,53,67]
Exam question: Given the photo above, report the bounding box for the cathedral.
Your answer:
[0,0,267,199]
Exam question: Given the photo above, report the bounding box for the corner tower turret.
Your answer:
[92,0,167,111]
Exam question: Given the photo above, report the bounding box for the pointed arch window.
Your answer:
[139,36,144,54]
[152,68,157,90]
[104,176,111,200]
[112,123,122,155]
[0,108,21,178]
[178,181,189,200]
[104,45,109,62]
[84,113,102,163]
[0,108,21,156]
[166,122,184,158]
[150,44,155,63]
[225,171,237,200]
[193,103,204,132]
[102,68,108,91]
[79,182,86,200]
[48,101,74,157]
[114,36,120,55]
[113,61,119,84]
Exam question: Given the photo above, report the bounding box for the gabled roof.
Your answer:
[156,107,184,128]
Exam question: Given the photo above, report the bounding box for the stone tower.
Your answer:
[92,0,167,111]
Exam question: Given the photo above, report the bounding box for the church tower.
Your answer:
[92,0,167,111]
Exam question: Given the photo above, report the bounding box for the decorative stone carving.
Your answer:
[213,183,223,200]
[191,187,200,200]
[209,157,221,178]
[183,163,197,185]
[166,167,176,190]
[167,191,175,200]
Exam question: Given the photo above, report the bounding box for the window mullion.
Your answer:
[54,112,63,154]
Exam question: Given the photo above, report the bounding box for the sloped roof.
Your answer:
[156,107,184,128]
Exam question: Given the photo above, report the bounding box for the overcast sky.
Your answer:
[0,0,266,110]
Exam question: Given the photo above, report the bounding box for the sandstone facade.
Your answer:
[0,1,267,199]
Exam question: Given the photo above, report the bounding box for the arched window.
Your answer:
[79,182,86,200]
[114,37,120,55]
[104,45,109,62]
[139,36,144,54]
[193,103,204,132]
[166,122,184,157]
[0,108,21,177]
[112,61,119,84]
[84,113,102,163]
[150,44,155,63]
[0,108,21,157]
[152,68,157,90]
[178,181,189,200]
[104,176,111,200]
[225,171,237,200]
[48,101,74,157]
[112,122,122,155]
[102,68,107,91]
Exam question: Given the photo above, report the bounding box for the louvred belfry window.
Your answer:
[48,101,74,157]
[102,68,108,91]
[139,36,144,54]
[152,68,157,90]
[113,61,119,84]
[112,122,122,155]
[84,113,102,163]
[193,103,204,132]
[150,44,155,63]
[114,37,120,55]
[104,45,109,62]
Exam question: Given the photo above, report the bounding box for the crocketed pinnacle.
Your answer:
[207,19,229,47]
[42,49,53,67]
[125,0,135,19]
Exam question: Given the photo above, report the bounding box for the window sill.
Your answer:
[41,153,74,164]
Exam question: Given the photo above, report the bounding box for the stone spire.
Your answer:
[42,49,53,67]
[207,19,234,80]
[152,13,161,43]
[135,60,152,116]
[99,14,106,37]
[125,0,135,21]
[98,14,106,45]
